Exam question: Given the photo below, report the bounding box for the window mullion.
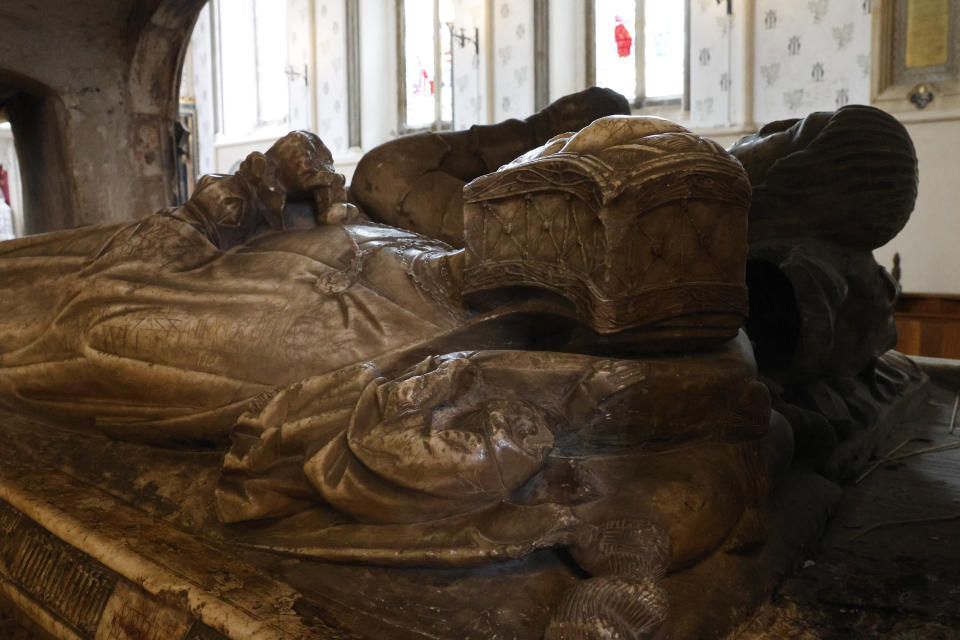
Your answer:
[433,0,442,128]
[585,0,596,87]
[636,0,645,106]
[533,0,549,110]
[396,0,407,132]
[251,0,263,127]
[683,0,691,112]
[211,1,223,135]
[346,0,362,147]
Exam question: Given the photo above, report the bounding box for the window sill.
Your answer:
[213,127,295,150]
[630,103,686,122]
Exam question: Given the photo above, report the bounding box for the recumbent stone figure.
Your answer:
[0,94,919,639]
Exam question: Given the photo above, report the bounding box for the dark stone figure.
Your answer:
[731,105,923,473]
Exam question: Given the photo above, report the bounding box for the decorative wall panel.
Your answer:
[754,0,872,123]
[314,0,351,153]
[493,0,535,121]
[452,0,485,129]
[690,0,741,127]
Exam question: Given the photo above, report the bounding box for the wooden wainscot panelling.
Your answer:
[894,293,960,359]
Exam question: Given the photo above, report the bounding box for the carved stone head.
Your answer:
[729,105,918,250]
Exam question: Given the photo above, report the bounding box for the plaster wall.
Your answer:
[873,115,960,295]
[690,0,748,128]
[314,0,351,155]
[451,0,486,130]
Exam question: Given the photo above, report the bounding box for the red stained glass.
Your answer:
[614,18,632,58]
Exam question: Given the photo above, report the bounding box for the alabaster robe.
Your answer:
[0,212,477,443]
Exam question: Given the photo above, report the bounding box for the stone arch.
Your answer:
[0,0,208,233]
[126,0,210,210]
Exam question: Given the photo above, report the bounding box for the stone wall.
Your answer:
[0,0,207,233]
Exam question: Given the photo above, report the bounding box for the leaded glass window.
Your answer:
[399,0,454,131]
[590,0,688,106]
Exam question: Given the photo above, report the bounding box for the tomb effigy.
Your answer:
[0,96,921,640]
[730,105,924,478]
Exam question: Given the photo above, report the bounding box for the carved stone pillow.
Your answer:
[461,116,752,343]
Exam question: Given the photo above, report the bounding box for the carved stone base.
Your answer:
[0,359,926,640]
[0,411,575,639]
[0,420,296,639]
[0,503,230,640]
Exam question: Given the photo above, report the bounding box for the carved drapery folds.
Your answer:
[207,116,775,638]
[0,98,925,639]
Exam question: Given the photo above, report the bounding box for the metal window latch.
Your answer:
[446,23,479,55]
[285,64,309,86]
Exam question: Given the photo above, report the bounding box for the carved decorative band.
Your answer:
[0,500,229,640]
[0,500,117,637]
[463,262,747,334]
[464,147,750,212]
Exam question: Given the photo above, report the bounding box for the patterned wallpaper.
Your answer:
[314,0,350,153]
[690,0,744,128]
[493,0,535,121]
[452,0,484,129]
[753,0,872,123]
[288,0,314,132]
[689,0,873,128]
[181,0,881,172]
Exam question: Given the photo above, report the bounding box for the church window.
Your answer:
[588,0,688,107]
[214,0,290,137]
[398,0,455,131]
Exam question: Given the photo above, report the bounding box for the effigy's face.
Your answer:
[266,130,342,195]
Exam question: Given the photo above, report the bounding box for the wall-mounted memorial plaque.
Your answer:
[872,0,960,111]
[906,0,950,67]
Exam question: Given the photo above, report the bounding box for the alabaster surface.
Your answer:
[0,97,924,640]
[351,87,631,246]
